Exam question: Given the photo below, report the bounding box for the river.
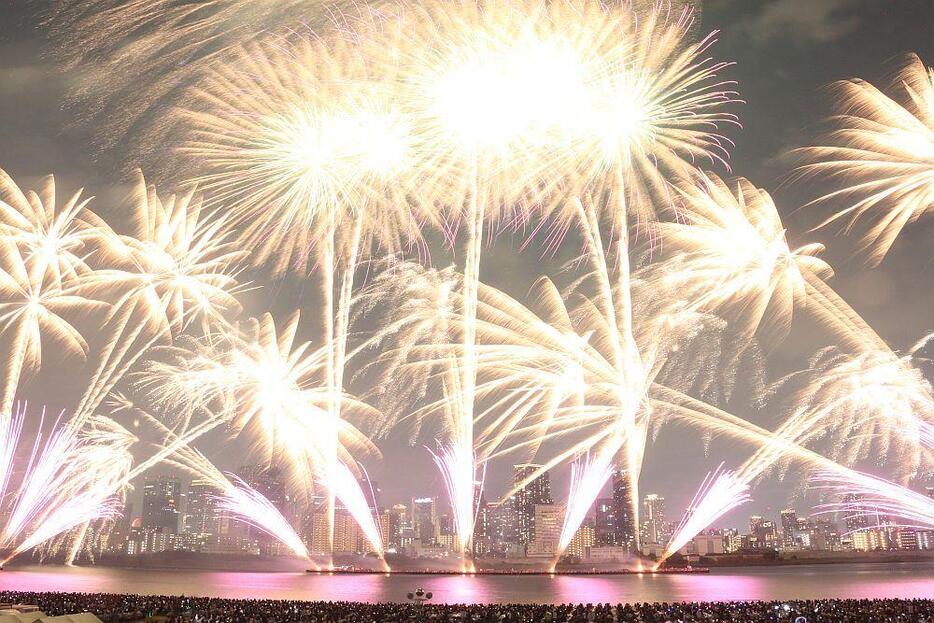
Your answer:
[1,562,933,604]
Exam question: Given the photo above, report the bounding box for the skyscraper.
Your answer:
[594,497,617,546]
[611,471,636,551]
[489,495,518,552]
[528,503,564,557]
[411,497,439,545]
[841,493,873,531]
[473,493,492,556]
[514,464,552,545]
[240,464,290,518]
[780,509,799,547]
[184,479,220,535]
[381,503,407,551]
[142,477,181,534]
[641,494,666,545]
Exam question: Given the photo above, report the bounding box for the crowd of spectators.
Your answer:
[0,591,931,623]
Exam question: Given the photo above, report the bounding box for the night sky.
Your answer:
[0,0,932,527]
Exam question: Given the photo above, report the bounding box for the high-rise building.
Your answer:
[333,509,361,554]
[240,465,290,518]
[513,465,552,545]
[473,493,491,555]
[641,494,666,545]
[184,479,220,536]
[411,497,439,545]
[142,477,181,534]
[381,504,407,551]
[528,503,564,557]
[239,465,292,554]
[842,493,873,531]
[566,517,595,559]
[780,509,799,547]
[594,497,617,546]
[489,495,518,553]
[611,471,636,551]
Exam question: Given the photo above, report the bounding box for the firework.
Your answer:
[0,244,105,419]
[72,170,244,427]
[138,312,385,563]
[0,406,135,565]
[0,169,117,287]
[778,348,934,479]
[656,171,933,468]
[360,0,736,562]
[654,172,832,344]
[797,53,934,265]
[812,469,934,532]
[657,463,750,566]
[44,0,383,169]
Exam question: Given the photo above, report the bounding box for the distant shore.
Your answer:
[691,549,934,568]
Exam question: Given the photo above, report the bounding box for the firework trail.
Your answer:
[657,463,750,565]
[812,469,934,532]
[0,405,135,566]
[797,53,934,266]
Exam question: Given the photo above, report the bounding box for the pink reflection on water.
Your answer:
[0,564,933,604]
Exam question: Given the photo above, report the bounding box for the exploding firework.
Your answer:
[179,28,431,562]
[654,172,832,345]
[362,261,763,564]
[139,312,386,564]
[358,0,737,562]
[0,244,105,419]
[0,169,118,287]
[72,170,244,428]
[656,171,934,467]
[797,53,934,266]
[44,0,384,169]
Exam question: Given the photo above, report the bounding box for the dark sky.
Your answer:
[0,0,932,528]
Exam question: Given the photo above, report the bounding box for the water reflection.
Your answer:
[1,564,933,604]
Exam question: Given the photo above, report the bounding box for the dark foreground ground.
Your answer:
[1,592,932,622]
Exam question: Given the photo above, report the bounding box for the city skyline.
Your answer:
[108,464,934,564]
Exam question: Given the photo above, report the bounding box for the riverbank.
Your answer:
[691,549,934,567]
